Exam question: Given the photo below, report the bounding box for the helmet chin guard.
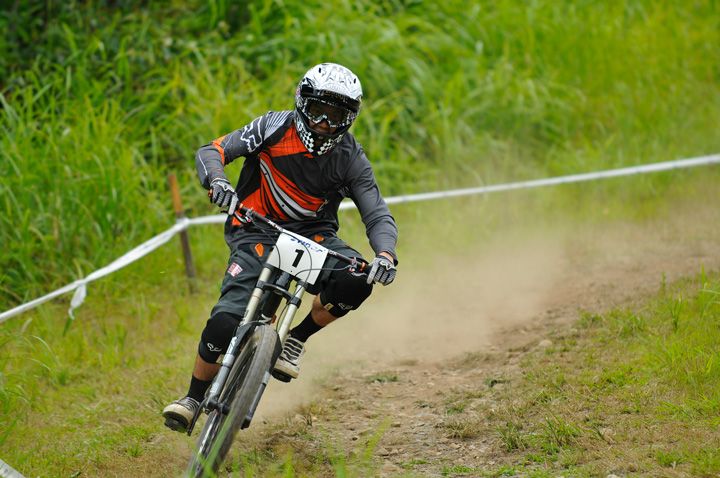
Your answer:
[294,63,363,155]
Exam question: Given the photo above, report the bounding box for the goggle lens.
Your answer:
[304,100,351,127]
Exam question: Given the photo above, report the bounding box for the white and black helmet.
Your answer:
[295,63,363,155]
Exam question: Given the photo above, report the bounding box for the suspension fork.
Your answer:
[251,270,307,343]
[257,271,293,323]
[200,265,275,414]
[203,268,307,401]
[275,280,308,344]
[240,266,275,326]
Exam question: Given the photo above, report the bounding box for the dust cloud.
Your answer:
[255,196,720,419]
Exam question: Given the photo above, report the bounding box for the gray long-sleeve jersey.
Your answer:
[196,111,398,262]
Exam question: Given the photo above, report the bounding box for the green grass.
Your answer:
[487,269,720,476]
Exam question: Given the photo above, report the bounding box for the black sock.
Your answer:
[289,311,324,343]
[187,375,213,402]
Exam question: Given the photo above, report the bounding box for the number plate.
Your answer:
[266,231,329,285]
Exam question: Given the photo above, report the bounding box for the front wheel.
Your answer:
[186,324,279,477]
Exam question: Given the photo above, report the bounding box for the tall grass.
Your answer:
[647,274,720,399]
[1,0,719,309]
[592,271,720,408]
[0,324,58,448]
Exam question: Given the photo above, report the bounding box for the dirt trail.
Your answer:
[256,236,567,415]
[237,199,720,474]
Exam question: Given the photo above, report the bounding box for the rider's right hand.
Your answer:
[209,178,239,213]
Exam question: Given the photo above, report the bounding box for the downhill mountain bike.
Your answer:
[184,205,369,477]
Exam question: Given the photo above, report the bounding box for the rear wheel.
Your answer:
[187,324,278,477]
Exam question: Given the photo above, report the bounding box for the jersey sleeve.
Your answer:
[346,147,399,263]
[196,113,284,189]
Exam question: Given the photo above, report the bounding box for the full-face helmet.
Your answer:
[294,63,363,155]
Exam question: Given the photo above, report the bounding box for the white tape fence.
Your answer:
[1,153,719,325]
[0,458,26,478]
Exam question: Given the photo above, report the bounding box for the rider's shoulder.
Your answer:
[332,131,365,158]
[261,110,294,127]
[255,110,294,141]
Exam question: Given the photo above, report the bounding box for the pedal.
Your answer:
[164,417,187,433]
[271,370,293,383]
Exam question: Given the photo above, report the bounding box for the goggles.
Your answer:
[303,99,353,128]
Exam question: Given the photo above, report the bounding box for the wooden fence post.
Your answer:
[168,173,198,294]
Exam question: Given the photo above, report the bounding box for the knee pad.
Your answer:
[320,270,373,318]
[198,311,242,363]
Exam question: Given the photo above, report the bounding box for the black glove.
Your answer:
[209,178,238,213]
[366,255,397,286]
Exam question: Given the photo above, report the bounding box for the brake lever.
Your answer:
[348,258,368,275]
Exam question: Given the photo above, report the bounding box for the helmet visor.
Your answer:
[303,99,354,128]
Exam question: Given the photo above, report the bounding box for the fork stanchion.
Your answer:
[169,173,198,294]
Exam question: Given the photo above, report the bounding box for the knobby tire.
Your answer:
[186,324,278,477]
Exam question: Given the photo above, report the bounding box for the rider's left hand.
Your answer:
[366,255,396,286]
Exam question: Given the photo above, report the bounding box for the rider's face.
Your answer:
[305,100,348,135]
[308,119,337,135]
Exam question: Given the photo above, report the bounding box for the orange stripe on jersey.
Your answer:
[212,135,228,164]
[266,125,308,157]
[240,188,285,220]
[259,152,325,212]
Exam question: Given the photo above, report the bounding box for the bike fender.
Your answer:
[232,322,255,344]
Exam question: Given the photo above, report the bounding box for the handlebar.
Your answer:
[232,204,370,274]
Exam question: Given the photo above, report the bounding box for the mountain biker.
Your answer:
[163,63,399,432]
